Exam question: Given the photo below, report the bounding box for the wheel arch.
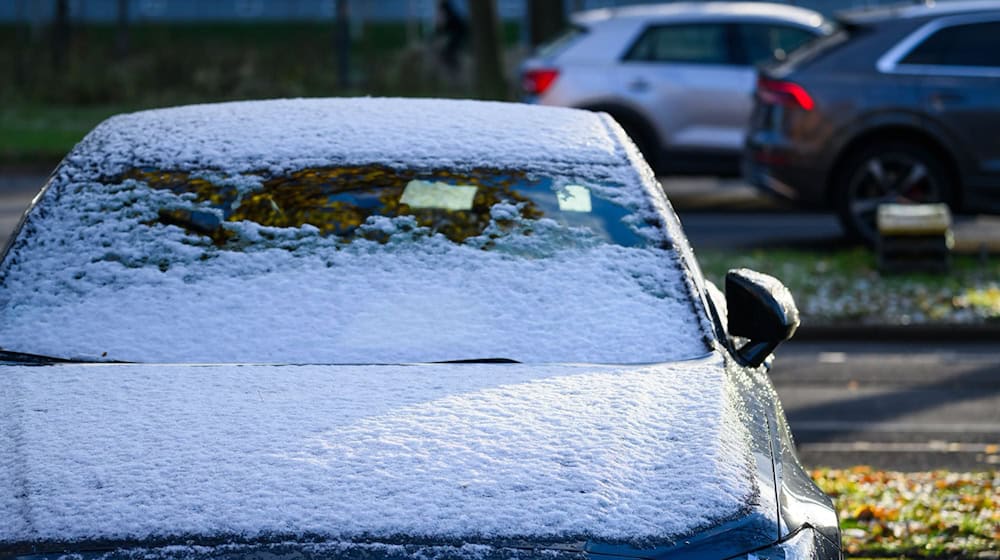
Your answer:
[826,124,964,209]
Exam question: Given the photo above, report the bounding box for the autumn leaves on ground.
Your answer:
[812,468,999,558]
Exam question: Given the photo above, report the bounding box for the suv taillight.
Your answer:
[757,76,814,111]
[522,69,559,96]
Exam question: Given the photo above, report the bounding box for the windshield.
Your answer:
[123,165,646,248]
[0,165,707,364]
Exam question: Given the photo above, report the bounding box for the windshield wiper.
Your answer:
[0,349,121,365]
[432,357,521,364]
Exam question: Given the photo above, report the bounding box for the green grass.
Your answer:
[697,248,1000,326]
[0,104,139,163]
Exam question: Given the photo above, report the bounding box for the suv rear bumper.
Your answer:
[743,137,831,209]
[741,123,830,209]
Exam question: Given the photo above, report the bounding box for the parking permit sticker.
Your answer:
[401,180,478,211]
[557,185,592,212]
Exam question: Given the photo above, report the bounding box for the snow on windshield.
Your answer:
[0,164,707,363]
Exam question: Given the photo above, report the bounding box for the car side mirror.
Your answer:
[725,268,799,367]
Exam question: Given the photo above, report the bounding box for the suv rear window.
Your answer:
[772,27,850,71]
[738,23,820,65]
[900,21,1000,67]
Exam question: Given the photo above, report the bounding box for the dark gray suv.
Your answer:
[744,0,1000,242]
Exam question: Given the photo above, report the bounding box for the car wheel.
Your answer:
[834,142,953,245]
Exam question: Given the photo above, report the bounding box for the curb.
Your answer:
[795,324,1000,342]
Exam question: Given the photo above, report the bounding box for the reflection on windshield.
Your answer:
[119,165,642,248]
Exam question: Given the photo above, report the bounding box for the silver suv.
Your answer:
[520,2,832,175]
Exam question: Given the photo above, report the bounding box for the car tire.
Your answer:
[833,141,953,245]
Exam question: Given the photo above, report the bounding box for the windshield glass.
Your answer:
[124,165,646,248]
[0,165,707,364]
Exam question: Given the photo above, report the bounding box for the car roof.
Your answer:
[573,1,828,28]
[838,0,1000,25]
[72,98,632,180]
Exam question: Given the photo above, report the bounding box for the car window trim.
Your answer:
[877,13,1000,77]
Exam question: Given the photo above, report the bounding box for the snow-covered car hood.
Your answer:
[0,354,772,551]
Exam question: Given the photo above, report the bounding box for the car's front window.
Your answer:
[123,165,648,250]
[0,165,707,364]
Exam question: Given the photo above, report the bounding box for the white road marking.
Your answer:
[791,421,1000,433]
[799,441,1000,454]
[784,353,999,366]
[817,352,847,364]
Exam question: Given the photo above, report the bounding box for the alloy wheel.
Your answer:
[844,151,944,243]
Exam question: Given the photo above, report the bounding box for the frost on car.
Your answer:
[0,99,839,560]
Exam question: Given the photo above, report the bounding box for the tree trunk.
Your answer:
[335,0,351,90]
[52,0,70,69]
[528,0,567,47]
[468,0,507,100]
[115,0,130,60]
[13,0,28,86]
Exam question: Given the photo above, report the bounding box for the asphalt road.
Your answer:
[772,340,1000,471]
[0,173,44,248]
[1,173,998,471]
[678,211,849,251]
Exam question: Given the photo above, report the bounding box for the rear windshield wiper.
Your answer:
[432,357,521,364]
[0,349,122,365]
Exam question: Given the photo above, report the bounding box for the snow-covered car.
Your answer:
[0,98,839,560]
